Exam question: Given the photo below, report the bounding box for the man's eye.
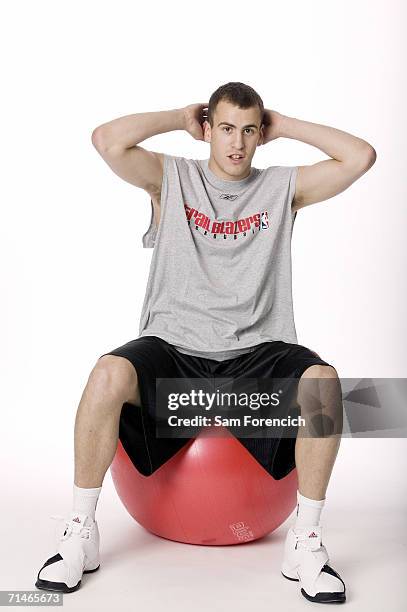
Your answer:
[222,127,254,134]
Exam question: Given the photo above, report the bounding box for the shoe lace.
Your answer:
[50,515,91,540]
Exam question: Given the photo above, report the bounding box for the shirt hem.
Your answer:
[138,330,296,360]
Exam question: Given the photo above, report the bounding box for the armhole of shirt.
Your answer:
[266,164,298,228]
[288,166,299,228]
[141,153,171,248]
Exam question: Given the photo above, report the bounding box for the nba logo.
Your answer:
[260,211,269,230]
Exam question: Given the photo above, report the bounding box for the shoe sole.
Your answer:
[281,571,346,604]
[35,564,100,594]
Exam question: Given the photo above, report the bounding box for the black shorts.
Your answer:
[99,336,333,480]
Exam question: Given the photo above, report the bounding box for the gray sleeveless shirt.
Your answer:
[139,155,298,361]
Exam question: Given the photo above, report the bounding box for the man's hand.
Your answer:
[183,103,209,141]
[261,109,286,145]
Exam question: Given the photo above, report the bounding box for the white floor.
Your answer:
[1,438,406,612]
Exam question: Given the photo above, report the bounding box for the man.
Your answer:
[35,82,376,602]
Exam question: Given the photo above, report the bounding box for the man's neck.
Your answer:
[208,157,251,182]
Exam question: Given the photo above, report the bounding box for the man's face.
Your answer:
[203,99,264,181]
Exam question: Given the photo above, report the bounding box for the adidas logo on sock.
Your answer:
[72,516,81,523]
[308,531,318,538]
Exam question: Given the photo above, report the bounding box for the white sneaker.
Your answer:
[35,512,100,593]
[281,525,346,603]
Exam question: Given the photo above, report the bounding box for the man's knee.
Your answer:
[298,364,341,403]
[300,364,338,379]
[88,355,139,404]
[297,364,343,433]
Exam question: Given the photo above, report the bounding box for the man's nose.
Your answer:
[232,135,244,149]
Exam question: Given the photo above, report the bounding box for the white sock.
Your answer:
[72,484,102,521]
[294,490,325,530]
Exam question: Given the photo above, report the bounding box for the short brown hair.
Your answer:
[206,82,265,128]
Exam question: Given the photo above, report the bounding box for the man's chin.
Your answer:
[224,160,251,178]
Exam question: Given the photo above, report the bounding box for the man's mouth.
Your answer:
[228,154,245,164]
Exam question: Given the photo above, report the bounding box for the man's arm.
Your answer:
[91,108,187,196]
[91,104,207,198]
[265,112,377,213]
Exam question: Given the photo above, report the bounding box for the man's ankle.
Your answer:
[72,484,102,521]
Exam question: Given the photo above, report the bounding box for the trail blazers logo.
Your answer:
[184,203,270,240]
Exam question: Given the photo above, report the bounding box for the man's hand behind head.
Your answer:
[183,103,209,141]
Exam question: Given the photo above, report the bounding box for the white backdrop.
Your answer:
[1,1,406,610]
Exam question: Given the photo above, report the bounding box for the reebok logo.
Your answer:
[220,193,238,200]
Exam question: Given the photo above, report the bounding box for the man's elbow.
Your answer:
[91,127,108,152]
[360,145,377,170]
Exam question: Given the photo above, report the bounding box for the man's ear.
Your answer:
[202,120,211,143]
[257,124,265,146]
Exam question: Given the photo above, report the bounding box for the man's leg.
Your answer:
[74,355,140,487]
[295,364,342,500]
[281,364,346,603]
[36,355,140,593]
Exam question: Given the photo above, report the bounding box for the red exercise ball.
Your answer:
[110,425,298,546]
